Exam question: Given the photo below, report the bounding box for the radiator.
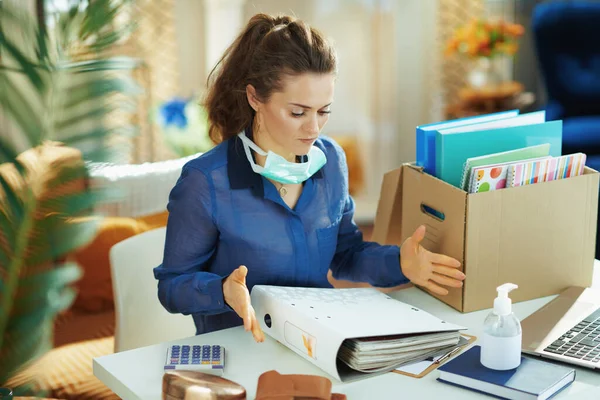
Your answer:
[87,153,202,218]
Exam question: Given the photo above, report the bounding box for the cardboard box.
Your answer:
[372,163,599,313]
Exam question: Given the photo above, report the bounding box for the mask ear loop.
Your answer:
[238,132,267,156]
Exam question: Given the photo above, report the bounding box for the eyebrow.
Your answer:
[288,102,332,110]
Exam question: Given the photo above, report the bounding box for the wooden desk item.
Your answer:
[255,370,346,400]
[162,371,246,400]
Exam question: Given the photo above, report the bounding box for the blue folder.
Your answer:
[416,110,520,175]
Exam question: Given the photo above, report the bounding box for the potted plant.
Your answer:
[445,18,525,88]
[0,0,139,392]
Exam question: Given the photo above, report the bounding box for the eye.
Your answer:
[319,110,331,116]
[291,111,305,118]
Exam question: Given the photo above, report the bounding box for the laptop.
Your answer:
[521,286,600,369]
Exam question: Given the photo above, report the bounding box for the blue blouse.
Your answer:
[153,129,409,335]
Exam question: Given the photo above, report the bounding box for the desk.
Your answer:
[94,262,600,399]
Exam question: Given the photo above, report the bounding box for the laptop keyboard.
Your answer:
[543,308,600,363]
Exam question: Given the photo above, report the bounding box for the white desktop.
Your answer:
[93,262,600,399]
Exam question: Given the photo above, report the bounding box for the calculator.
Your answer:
[163,344,225,375]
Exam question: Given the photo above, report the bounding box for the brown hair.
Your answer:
[204,14,337,144]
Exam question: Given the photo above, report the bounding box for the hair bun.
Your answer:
[272,15,294,26]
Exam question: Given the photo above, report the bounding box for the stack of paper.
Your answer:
[338,331,461,372]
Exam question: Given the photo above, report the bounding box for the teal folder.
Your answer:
[435,120,563,188]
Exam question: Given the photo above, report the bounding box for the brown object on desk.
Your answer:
[255,370,347,400]
[445,81,535,120]
[162,370,246,400]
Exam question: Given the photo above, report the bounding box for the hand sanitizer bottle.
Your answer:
[480,283,522,370]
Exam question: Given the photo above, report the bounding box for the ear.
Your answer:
[246,84,261,112]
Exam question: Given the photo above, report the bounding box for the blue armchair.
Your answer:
[533,1,600,256]
[533,1,600,167]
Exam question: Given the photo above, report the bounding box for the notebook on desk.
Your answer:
[521,286,600,370]
[437,345,575,399]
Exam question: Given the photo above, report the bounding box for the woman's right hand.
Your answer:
[222,265,265,342]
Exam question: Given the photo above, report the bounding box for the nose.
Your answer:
[305,115,319,135]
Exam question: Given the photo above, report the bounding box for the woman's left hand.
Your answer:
[400,225,465,295]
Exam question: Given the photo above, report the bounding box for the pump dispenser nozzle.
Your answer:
[493,283,518,316]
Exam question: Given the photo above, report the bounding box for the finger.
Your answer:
[432,264,466,280]
[411,225,426,245]
[430,272,464,288]
[239,301,251,331]
[249,308,265,342]
[425,280,449,296]
[430,253,461,268]
[232,265,248,284]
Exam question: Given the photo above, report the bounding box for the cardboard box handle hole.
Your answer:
[420,203,445,222]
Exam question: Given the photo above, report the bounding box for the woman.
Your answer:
[153,14,465,342]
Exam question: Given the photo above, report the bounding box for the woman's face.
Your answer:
[248,72,335,160]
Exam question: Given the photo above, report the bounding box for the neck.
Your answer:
[252,118,296,166]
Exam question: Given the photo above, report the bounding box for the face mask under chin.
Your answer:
[238,132,327,184]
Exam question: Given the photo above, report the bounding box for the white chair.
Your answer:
[109,226,196,352]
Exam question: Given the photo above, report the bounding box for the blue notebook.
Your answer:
[416,110,520,175]
[435,113,562,188]
[437,346,575,400]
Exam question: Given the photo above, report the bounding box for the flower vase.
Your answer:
[468,57,503,89]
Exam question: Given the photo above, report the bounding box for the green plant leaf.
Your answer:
[0,323,51,384]
[8,288,76,335]
[0,33,45,91]
[43,163,88,191]
[0,208,15,250]
[10,263,82,316]
[80,0,120,39]
[0,76,43,148]
[60,125,139,147]
[54,104,114,132]
[0,138,18,164]
[26,217,100,266]
[67,57,142,72]
[88,22,137,53]
[40,187,121,218]
[0,175,24,223]
[62,76,141,109]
